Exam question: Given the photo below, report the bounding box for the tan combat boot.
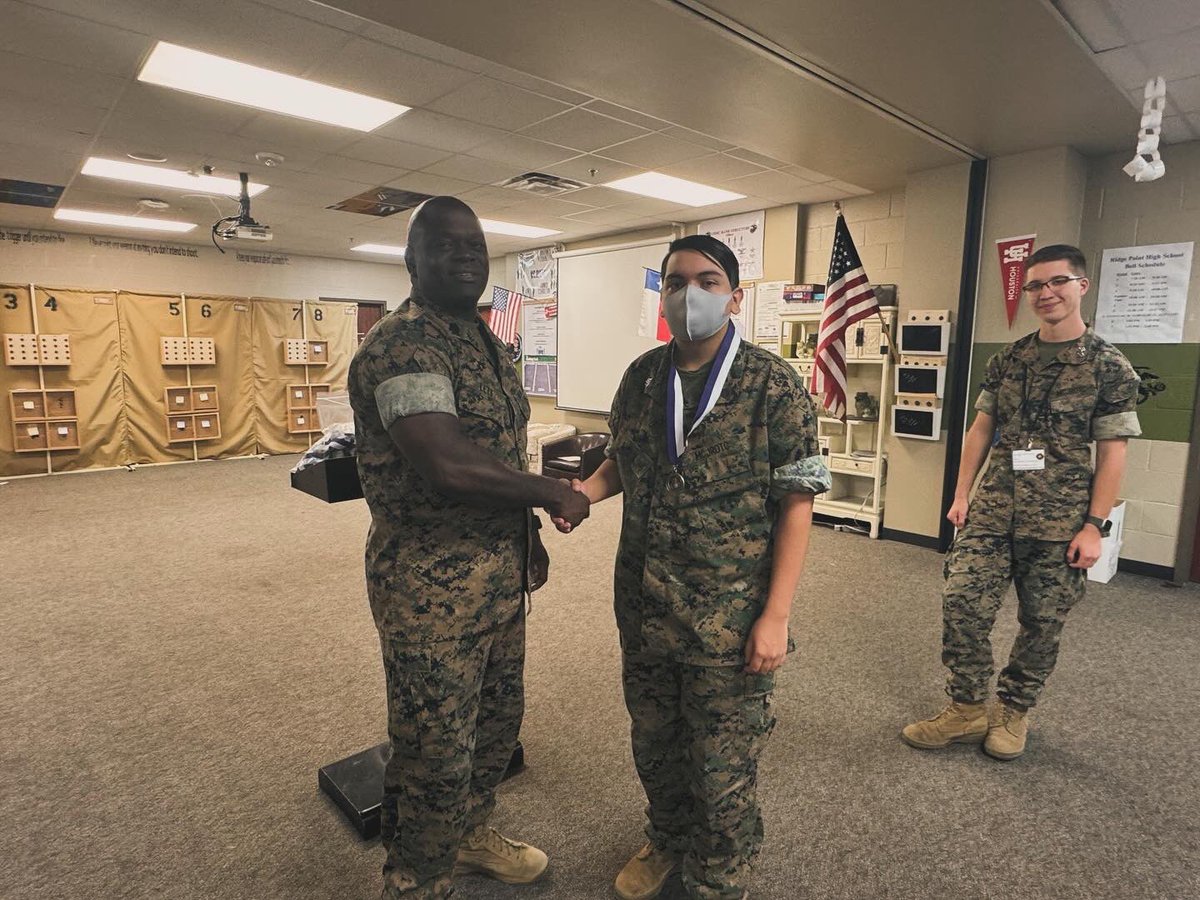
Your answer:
[454,825,548,884]
[984,702,1029,760]
[901,701,988,749]
[614,843,679,900]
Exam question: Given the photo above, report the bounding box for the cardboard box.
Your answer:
[1087,500,1126,584]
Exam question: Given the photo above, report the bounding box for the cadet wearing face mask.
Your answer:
[555,235,831,900]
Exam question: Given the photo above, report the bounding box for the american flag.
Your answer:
[489,285,523,345]
[811,214,879,419]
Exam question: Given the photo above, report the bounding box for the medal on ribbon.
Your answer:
[665,324,741,489]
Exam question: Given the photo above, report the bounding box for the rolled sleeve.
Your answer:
[1091,353,1142,441]
[1093,410,1141,440]
[974,388,998,417]
[770,454,831,499]
[375,373,457,429]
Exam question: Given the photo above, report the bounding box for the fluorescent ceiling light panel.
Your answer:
[138,42,409,132]
[352,243,406,256]
[478,219,560,238]
[82,158,268,197]
[603,172,745,207]
[54,208,196,232]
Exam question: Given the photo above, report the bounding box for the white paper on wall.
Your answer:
[1094,242,1193,344]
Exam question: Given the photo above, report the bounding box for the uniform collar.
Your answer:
[1014,327,1098,367]
[402,296,492,348]
[645,333,748,397]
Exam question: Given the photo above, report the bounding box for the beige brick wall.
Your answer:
[800,189,906,287]
[1119,438,1189,567]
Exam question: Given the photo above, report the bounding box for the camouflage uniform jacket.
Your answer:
[970,328,1141,541]
[607,339,828,666]
[348,298,532,642]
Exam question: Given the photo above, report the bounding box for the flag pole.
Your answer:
[834,203,898,365]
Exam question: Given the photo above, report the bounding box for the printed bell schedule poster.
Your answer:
[1095,242,1193,344]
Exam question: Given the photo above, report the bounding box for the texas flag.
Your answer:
[638,268,671,342]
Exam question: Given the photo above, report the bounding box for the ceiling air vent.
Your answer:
[0,179,64,208]
[498,172,589,197]
[327,187,433,217]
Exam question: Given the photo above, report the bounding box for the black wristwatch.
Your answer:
[1084,514,1112,537]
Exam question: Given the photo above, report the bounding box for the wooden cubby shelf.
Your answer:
[284,339,329,366]
[285,383,330,434]
[9,388,80,452]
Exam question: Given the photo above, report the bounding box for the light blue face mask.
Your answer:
[662,284,732,341]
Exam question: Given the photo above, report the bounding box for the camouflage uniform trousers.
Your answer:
[942,530,1086,711]
[378,608,525,900]
[623,650,776,900]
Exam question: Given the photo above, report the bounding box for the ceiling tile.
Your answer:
[1106,1,1200,45]
[0,140,81,186]
[826,180,873,196]
[725,148,790,169]
[356,21,488,75]
[583,100,668,132]
[723,170,823,202]
[110,82,262,137]
[0,95,107,135]
[555,185,628,208]
[337,136,451,170]
[1160,115,1197,144]
[1165,73,1200,113]
[477,61,592,106]
[386,171,480,197]
[606,197,689,217]
[542,155,642,185]
[0,53,127,110]
[373,110,505,153]
[789,183,860,205]
[661,153,768,183]
[658,125,735,152]
[310,155,411,186]
[422,155,522,185]
[560,206,643,227]
[304,37,477,107]
[599,133,710,168]
[501,197,597,218]
[463,133,577,170]
[780,164,836,183]
[457,186,524,210]
[428,77,573,131]
[521,109,649,153]
[0,0,150,78]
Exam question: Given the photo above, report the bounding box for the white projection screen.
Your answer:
[554,237,671,414]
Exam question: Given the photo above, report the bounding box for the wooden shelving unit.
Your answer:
[9,388,80,452]
[162,385,221,443]
[779,305,897,538]
[286,383,330,434]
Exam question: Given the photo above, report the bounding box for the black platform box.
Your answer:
[319,741,526,839]
[290,455,363,503]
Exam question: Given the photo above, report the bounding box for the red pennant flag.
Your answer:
[996,235,1036,328]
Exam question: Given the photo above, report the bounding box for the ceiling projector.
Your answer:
[212,172,272,251]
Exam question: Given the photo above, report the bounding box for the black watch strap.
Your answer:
[1085,514,1111,537]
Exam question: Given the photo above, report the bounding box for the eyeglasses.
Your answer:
[1021,274,1085,294]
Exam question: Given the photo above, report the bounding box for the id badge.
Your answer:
[1012,448,1046,471]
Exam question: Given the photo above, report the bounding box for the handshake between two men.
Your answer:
[544,477,591,534]
[549,478,590,534]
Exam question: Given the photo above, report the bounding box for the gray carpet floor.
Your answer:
[1,455,1197,900]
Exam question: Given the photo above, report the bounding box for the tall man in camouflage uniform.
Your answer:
[559,235,830,899]
[902,244,1141,760]
[348,196,590,899]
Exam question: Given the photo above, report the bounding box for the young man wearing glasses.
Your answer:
[902,244,1141,760]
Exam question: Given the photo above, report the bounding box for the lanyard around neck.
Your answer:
[666,324,740,466]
